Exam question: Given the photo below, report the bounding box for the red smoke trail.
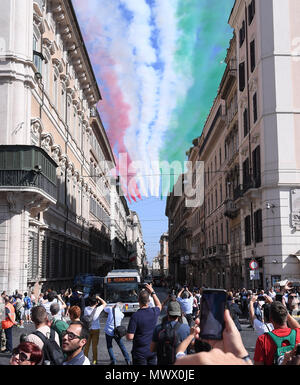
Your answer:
[74,9,142,201]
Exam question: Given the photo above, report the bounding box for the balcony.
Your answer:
[233,185,243,201]
[0,145,57,202]
[206,244,228,260]
[224,199,239,219]
[243,176,261,194]
[220,59,237,100]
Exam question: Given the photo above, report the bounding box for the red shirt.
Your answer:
[254,327,300,365]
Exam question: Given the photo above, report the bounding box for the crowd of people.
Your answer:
[1,280,300,366]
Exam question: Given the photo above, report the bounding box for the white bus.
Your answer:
[104,269,141,314]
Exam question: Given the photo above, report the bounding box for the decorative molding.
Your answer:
[7,192,24,214]
[52,57,63,73]
[33,13,45,34]
[66,162,74,179]
[241,146,248,157]
[51,144,62,162]
[60,73,69,86]
[59,154,68,174]
[30,118,44,135]
[251,133,260,144]
[249,77,258,93]
[66,87,76,99]
[42,37,55,55]
[40,132,54,152]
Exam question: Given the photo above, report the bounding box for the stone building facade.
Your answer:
[0,0,122,293]
[167,0,300,290]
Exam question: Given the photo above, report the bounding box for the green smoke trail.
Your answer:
[160,0,234,193]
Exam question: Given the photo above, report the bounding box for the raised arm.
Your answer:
[176,326,196,355]
[145,284,162,311]
[248,295,257,326]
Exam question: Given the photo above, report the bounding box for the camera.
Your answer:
[296,344,300,356]
[184,285,187,290]
[257,295,265,301]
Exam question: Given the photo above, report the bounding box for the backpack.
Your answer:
[33,329,65,365]
[267,329,297,365]
[156,321,181,365]
[81,306,97,330]
[24,297,32,310]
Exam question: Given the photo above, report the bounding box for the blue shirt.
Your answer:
[127,306,161,358]
[104,306,124,336]
[177,296,194,315]
[63,350,90,365]
[152,320,190,352]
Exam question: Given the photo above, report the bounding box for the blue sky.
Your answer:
[129,196,168,265]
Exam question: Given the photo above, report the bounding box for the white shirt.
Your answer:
[253,318,274,337]
[83,305,104,330]
[43,299,63,319]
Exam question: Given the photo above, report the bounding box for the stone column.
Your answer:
[6,192,28,294]
[2,192,50,294]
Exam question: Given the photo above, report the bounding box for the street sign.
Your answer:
[250,269,260,280]
[249,259,258,270]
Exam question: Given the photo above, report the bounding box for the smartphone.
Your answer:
[275,294,283,302]
[199,288,227,340]
[296,345,300,356]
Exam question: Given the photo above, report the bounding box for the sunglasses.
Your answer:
[61,330,84,341]
[12,349,31,363]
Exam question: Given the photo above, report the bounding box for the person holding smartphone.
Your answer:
[177,287,194,327]
[249,294,274,337]
[175,308,252,365]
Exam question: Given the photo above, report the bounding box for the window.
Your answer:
[254,209,263,243]
[221,222,223,244]
[248,0,256,25]
[250,40,256,72]
[53,73,58,108]
[253,93,258,123]
[61,84,66,122]
[243,158,250,190]
[219,148,222,167]
[78,120,82,149]
[66,97,71,128]
[239,62,245,92]
[220,183,222,203]
[239,21,246,47]
[252,145,261,187]
[243,108,249,137]
[42,55,49,93]
[73,107,77,137]
[33,36,43,74]
[244,215,252,246]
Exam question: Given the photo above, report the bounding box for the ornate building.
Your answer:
[0,0,116,293]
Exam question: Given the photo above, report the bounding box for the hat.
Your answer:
[167,301,182,317]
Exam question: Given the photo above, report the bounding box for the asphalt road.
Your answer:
[0,286,257,365]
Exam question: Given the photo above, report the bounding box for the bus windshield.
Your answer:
[105,282,139,303]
